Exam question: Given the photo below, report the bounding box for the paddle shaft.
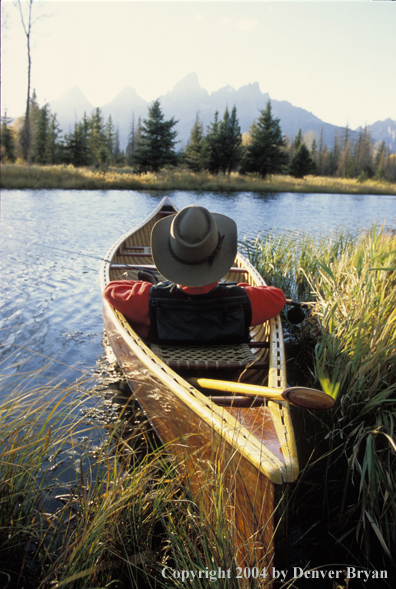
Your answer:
[285,299,316,308]
[189,377,286,401]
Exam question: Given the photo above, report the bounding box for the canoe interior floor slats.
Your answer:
[150,342,267,371]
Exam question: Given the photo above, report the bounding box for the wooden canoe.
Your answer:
[100,196,299,577]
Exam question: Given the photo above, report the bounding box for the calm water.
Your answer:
[1,189,395,403]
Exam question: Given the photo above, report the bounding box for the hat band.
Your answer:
[168,232,225,266]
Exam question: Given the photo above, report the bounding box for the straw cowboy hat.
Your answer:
[151,205,237,287]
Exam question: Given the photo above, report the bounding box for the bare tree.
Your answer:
[15,0,34,161]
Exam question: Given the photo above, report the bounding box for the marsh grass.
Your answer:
[248,225,396,571]
[1,163,395,194]
[1,364,280,588]
[309,227,396,567]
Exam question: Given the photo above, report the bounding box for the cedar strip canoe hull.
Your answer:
[101,197,299,574]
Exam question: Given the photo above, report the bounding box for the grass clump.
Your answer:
[248,225,396,571]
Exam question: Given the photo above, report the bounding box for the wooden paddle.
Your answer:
[188,377,335,410]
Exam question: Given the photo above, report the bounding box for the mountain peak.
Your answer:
[237,82,265,99]
[56,86,91,103]
[171,72,202,95]
[103,86,146,109]
[49,87,93,112]
[212,84,236,97]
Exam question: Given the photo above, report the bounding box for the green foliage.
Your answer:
[185,114,205,172]
[126,114,142,167]
[88,108,108,169]
[202,106,243,175]
[241,101,289,178]
[310,138,318,167]
[290,143,316,178]
[104,114,117,165]
[203,110,222,174]
[64,115,90,167]
[217,106,243,175]
[0,112,16,162]
[292,129,303,153]
[133,99,178,172]
[32,102,50,163]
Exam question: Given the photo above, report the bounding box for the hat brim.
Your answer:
[151,212,238,287]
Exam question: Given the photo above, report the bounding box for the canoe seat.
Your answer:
[150,343,268,370]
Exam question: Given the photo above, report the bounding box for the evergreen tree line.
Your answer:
[1,92,395,181]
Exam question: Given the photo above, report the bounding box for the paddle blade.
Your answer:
[287,306,305,324]
[282,387,335,410]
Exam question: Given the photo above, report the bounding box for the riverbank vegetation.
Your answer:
[2,95,395,188]
[1,163,395,194]
[1,226,395,588]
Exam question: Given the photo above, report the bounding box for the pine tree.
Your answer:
[65,117,90,167]
[133,100,178,172]
[217,106,243,175]
[310,138,318,174]
[353,126,373,178]
[105,115,116,165]
[32,103,50,163]
[290,143,316,178]
[242,101,288,178]
[204,111,222,174]
[185,114,205,172]
[293,129,303,152]
[46,113,62,164]
[114,127,125,165]
[88,108,107,168]
[0,112,16,162]
[288,128,303,167]
[374,141,386,179]
[20,90,40,162]
[126,114,138,166]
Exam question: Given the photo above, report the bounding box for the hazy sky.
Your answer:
[1,1,395,130]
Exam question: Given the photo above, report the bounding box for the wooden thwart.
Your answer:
[110,263,248,273]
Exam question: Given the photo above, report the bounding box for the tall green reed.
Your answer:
[248,225,396,569]
[309,226,396,566]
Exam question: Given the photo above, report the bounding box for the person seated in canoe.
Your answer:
[103,205,286,342]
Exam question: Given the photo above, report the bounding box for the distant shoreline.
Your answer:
[1,164,395,195]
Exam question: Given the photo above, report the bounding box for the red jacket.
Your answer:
[103,280,286,339]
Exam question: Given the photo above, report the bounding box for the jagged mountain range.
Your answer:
[49,72,396,153]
